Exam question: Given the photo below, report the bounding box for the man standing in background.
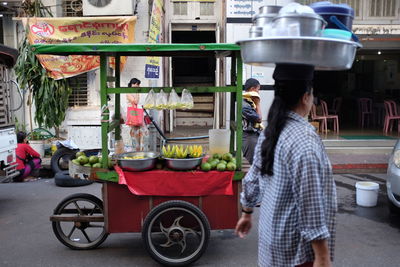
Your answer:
[242,78,263,164]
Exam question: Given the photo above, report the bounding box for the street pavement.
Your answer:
[1,173,400,267]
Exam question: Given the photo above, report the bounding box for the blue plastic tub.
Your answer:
[321,29,352,40]
[310,1,354,30]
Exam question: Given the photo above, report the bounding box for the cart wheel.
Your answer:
[52,193,108,250]
[142,200,210,266]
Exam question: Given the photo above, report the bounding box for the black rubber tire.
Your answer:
[54,171,93,187]
[51,147,78,173]
[52,193,108,250]
[388,196,400,214]
[142,200,210,267]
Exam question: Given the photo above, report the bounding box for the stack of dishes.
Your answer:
[238,2,362,70]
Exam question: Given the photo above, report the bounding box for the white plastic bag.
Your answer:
[180,89,194,110]
[143,89,156,109]
[155,89,168,110]
[167,89,180,110]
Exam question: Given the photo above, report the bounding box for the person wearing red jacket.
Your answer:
[14,131,42,182]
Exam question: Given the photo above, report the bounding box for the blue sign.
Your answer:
[145,64,159,79]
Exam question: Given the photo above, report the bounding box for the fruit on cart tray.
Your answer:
[204,154,237,171]
[201,162,211,171]
[123,155,146,160]
[188,145,203,158]
[162,144,203,159]
[212,153,222,160]
[217,162,226,171]
[77,155,89,165]
[89,155,99,164]
[222,153,233,162]
[71,154,105,168]
[76,151,85,158]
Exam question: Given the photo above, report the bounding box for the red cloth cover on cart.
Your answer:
[115,166,233,196]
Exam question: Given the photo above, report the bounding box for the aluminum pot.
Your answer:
[253,6,281,27]
[164,157,203,171]
[116,151,158,172]
[259,5,282,15]
[272,13,326,37]
[249,26,263,38]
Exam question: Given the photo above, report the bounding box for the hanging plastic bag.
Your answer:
[126,105,144,126]
[143,89,156,109]
[155,89,168,110]
[180,89,194,110]
[167,89,180,110]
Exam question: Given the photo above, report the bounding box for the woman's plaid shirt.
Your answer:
[241,111,337,266]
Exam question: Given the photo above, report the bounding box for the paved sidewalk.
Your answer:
[328,152,390,173]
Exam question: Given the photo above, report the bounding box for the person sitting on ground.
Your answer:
[242,78,263,164]
[14,131,42,182]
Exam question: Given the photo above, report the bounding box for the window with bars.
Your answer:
[200,2,214,16]
[369,0,396,17]
[62,0,83,17]
[173,1,188,16]
[68,73,88,107]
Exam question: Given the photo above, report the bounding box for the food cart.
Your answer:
[32,43,246,266]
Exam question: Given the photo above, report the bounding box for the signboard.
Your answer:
[25,16,136,80]
[226,0,264,18]
[145,0,163,79]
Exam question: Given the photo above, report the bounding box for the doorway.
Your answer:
[171,30,216,127]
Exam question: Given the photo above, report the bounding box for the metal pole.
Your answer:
[100,55,109,168]
[235,52,243,170]
[114,55,121,141]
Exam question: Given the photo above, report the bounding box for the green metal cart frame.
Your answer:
[32,43,245,179]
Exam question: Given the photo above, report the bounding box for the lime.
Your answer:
[76,151,85,158]
[92,163,102,168]
[72,159,81,165]
[89,156,99,165]
[207,156,215,163]
[227,162,236,171]
[216,163,226,171]
[230,158,237,164]
[210,160,219,169]
[219,160,227,165]
[212,153,222,160]
[201,162,211,171]
[77,155,89,165]
[222,153,233,162]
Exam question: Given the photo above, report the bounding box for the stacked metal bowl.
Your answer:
[237,3,362,70]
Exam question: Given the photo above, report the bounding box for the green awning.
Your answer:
[31,43,241,57]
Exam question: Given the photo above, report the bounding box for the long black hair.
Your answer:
[260,80,313,176]
[128,78,141,87]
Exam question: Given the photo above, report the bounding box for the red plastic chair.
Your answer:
[383,100,400,134]
[311,104,327,133]
[329,97,342,115]
[320,100,339,133]
[358,98,374,128]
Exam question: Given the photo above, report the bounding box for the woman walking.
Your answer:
[235,64,337,267]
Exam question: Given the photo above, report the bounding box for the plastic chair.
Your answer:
[357,98,374,128]
[383,100,400,134]
[311,104,327,133]
[320,100,339,133]
[329,97,342,115]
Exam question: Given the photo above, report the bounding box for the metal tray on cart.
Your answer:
[237,36,362,70]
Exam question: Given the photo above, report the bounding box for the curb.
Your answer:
[332,163,388,174]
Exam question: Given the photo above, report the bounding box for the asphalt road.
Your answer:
[1,173,400,267]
